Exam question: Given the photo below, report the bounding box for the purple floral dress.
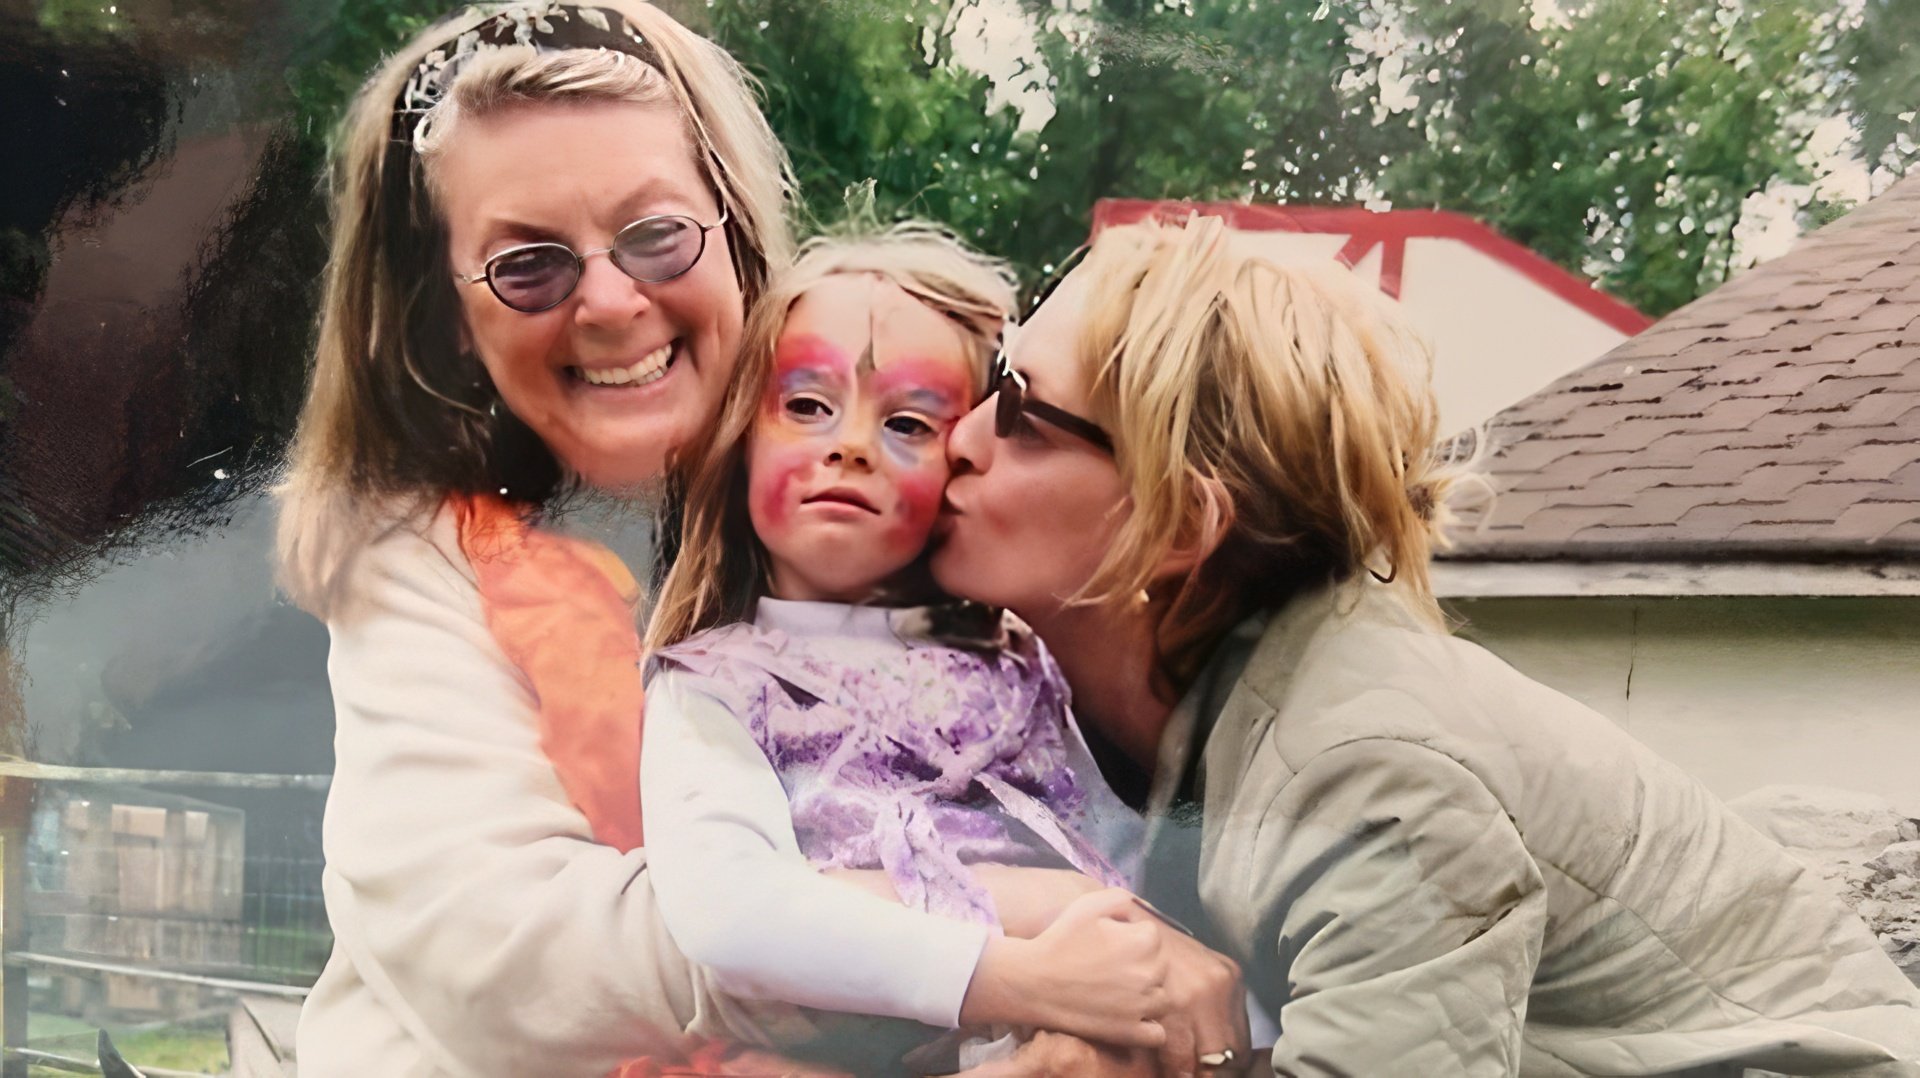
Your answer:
[650,599,1137,928]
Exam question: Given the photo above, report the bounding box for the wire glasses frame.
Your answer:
[456,207,731,313]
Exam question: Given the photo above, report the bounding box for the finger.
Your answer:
[1189,1017,1245,1078]
[1214,959,1251,1057]
[1100,1017,1167,1050]
[1158,1013,1200,1078]
[1230,999,1252,1062]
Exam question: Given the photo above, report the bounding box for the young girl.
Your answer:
[639,225,1173,1071]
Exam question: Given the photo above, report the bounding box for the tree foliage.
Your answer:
[269,0,1920,312]
[1378,0,1883,313]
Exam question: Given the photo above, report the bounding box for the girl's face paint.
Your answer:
[746,275,976,604]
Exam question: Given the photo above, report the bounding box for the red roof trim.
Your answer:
[1091,199,1654,336]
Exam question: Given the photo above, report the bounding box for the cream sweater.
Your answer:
[294,507,745,1078]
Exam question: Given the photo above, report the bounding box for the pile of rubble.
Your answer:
[1729,785,1920,984]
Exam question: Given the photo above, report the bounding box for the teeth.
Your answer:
[578,342,675,386]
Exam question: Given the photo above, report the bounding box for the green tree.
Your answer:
[278,0,1920,309]
[1378,0,1869,314]
[707,0,1406,283]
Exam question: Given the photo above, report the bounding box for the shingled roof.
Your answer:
[1445,174,1920,562]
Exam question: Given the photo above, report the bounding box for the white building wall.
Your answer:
[1220,232,1632,435]
[1448,596,1920,814]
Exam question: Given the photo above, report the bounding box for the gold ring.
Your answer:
[1199,1048,1237,1067]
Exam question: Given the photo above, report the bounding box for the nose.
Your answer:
[825,432,874,471]
[571,252,651,329]
[947,398,994,478]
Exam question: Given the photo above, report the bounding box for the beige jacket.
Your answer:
[1143,583,1920,1077]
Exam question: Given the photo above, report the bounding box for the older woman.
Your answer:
[275,4,797,1074]
[933,215,1920,1077]
[276,5,1238,1075]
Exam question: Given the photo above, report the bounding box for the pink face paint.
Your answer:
[750,334,857,537]
[750,445,811,533]
[748,293,980,599]
[772,333,852,380]
[871,355,970,411]
[885,468,947,551]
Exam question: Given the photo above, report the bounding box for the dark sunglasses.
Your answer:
[990,348,1113,453]
[457,208,730,313]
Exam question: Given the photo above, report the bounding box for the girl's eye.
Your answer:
[884,414,937,439]
[785,396,833,421]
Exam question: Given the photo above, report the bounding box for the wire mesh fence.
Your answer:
[16,776,328,1029]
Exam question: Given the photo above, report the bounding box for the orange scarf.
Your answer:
[449,493,846,1078]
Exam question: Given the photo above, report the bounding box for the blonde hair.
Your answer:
[645,221,1016,650]
[276,1,795,615]
[1072,216,1457,682]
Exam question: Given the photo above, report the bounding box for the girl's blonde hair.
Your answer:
[1071,216,1458,683]
[645,222,1016,650]
[277,1,795,615]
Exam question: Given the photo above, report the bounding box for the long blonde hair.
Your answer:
[645,222,1015,650]
[276,1,794,615]
[1072,216,1458,682]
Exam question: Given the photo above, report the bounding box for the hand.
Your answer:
[948,1030,1159,1078]
[959,887,1170,1049]
[1146,922,1249,1078]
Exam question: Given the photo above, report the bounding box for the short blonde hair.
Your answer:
[1072,216,1456,681]
[646,221,1016,650]
[276,1,795,614]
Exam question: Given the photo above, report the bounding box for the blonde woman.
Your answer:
[930,215,1920,1077]
[275,3,807,1074]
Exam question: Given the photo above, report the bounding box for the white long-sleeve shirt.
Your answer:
[295,506,744,1078]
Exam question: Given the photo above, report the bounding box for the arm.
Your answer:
[1243,738,1548,1077]
[826,864,1099,940]
[314,513,703,1076]
[642,676,1173,1048]
[639,672,990,1027]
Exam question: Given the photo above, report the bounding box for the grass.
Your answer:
[27,1012,228,1076]
[243,924,331,983]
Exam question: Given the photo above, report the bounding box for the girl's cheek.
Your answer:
[750,443,810,533]
[886,462,948,549]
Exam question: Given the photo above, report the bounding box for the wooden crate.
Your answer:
[28,786,248,1020]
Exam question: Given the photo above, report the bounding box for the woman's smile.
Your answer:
[568,339,679,388]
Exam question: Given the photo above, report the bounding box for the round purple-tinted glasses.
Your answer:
[457,208,729,313]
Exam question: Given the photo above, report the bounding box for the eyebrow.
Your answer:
[886,386,958,412]
[772,337,853,382]
[475,219,569,258]
[472,180,706,258]
[776,367,845,394]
